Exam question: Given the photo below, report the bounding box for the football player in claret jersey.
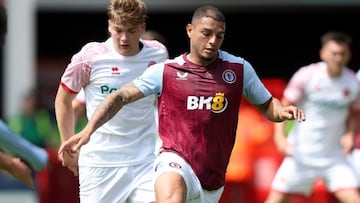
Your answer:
[59,5,305,203]
[55,0,168,202]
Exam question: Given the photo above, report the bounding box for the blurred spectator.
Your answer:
[141,29,167,45]
[7,90,58,149]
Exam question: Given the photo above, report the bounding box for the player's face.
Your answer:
[186,17,225,66]
[320,40,351,76]
[108,20,145,56]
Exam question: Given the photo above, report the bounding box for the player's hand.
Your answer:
[58,131,91,175]
[59,150,79,176]
[281,105,306,122]
[58,131,91,157]
[9,158,34,188]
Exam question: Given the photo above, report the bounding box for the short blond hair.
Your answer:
[107,0,147,25]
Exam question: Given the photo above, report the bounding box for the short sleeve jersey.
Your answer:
[74,88,85,105]
[134,50,271,190]
[60,38,168,166]
[284,62,360,166]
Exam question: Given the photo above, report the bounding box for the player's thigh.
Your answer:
[347,149,360,183]
[78,166,127,202]
[128,161,156,203]
[271,157,316,195]
[79,166,141,202]
[333,188,360,203]
[153,152,201,201]
[155,171,186,202]
[265,190,291,203]
[326,160,359,192]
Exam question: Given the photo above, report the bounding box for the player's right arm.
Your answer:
[72,89,86,124]
[55,86,77,143]
[55,86,79,175]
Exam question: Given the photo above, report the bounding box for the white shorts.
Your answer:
[79,159,155,203]
[153,152,224,203]
[271,156,359,196]
[347,149,360,183]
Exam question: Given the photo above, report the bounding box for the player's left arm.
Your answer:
[243,61,305,123]
[256,96,305,123]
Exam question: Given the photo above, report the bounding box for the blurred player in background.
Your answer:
[266,31,360,203]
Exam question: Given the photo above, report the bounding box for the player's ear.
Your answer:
[141,22,146,33]
[108,20,112,33]
[186,24,192,38]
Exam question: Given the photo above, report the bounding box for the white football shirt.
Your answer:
[284,62,360,166]
[60,38,168,166]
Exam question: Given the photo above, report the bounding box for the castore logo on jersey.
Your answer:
[176,71,188,80]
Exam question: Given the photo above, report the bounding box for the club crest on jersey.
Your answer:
[187,92,228,113]
[343,88,350,97]
[176,71,188,80]
[222,69,236,84]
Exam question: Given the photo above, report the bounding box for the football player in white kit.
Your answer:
[265,31,360,203]
[55,0,168,202]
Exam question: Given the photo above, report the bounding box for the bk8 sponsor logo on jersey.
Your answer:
[187,92,228,113]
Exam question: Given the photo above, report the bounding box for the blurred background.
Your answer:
[1,0,360,202]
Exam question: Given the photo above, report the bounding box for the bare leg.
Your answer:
[334,188,360,203]
[155,172,186,203]
[264,190,291,203]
